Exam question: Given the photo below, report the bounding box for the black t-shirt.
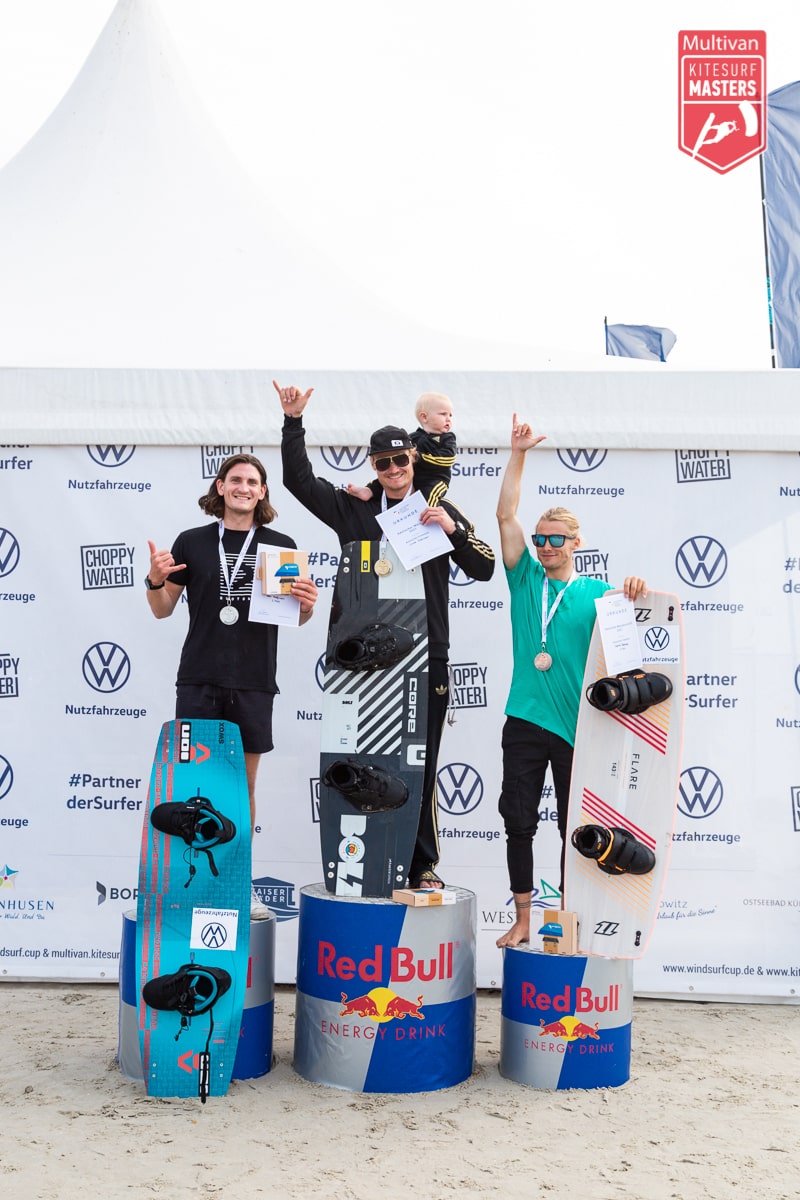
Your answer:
[169,522,297,692]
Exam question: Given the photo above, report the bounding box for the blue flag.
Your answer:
[605,323,676,362]
[763,81,800,368]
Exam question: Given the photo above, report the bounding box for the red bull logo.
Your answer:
[320,986,437,1041]
[527,1015,611,1056]
[521,981,620,1014]
[339,989,425,1021]
[318,939,455,983]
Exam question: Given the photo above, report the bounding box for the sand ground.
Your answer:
[1,984,798,1200]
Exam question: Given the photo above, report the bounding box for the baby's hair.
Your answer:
[415,392,451,420]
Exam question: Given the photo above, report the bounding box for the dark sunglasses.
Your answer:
[373,452,411,472]
[532,533,577,548]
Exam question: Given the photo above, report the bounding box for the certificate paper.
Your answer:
[594,591,641,676]
[374,490,451,569]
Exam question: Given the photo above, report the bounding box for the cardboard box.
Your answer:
[542,909,579,955]
[255,549,310,595]
[392,888,457,907]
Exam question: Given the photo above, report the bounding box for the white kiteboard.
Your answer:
[563,590,686,959]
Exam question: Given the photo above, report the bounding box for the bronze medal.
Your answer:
[534,651,553,671]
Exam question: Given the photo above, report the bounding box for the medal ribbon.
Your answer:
[540,571,577,654]
[218,520,257,607]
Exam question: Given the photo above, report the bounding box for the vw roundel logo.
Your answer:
[557,449,608,473]
[0,755,13,801]
[678,766,723,819]
[200,922,229,949]
[675,536,727,588]
[448,563,476,588]
[86,445,136,467]
[436,762,484,814]
[320,446,369,473]
[82,642,131,693]
[795,665,800,697]
[315,653,327,690]
[644,626,670,652]
[0,528,21,578]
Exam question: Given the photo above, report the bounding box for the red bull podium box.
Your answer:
[294,884,477,1092]
[118,909,276,1084]
[499,946,633,1090]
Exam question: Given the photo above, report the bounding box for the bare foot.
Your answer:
[412,869,445,890]
[346,483,373,501]
[496,920,530,949]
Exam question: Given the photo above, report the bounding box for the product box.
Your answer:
[540,909,579,955]
[392,888,457,907]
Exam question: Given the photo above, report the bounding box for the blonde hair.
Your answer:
[415,392,451,420]
[537,506,580,537]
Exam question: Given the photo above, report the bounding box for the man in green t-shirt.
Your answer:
[495,416,648,948]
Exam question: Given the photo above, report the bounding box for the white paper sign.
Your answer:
[374,490,451,569]
[189,906,240,952]
[594,591,641,676]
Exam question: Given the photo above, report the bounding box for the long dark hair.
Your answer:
[198,454,277,527]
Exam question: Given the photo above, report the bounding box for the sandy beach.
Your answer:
[2,983,798,1200]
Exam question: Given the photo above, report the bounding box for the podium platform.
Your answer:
[294,883,476,1093]
[118,908,276,1085]
[499,945,633,1089]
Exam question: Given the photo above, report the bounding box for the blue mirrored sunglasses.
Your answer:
[532,533,577,548]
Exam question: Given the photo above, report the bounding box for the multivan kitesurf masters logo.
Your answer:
[678,30,766,173]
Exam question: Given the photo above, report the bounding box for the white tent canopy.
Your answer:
[0,0,797,447]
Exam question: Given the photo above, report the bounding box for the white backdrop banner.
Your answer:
[1,439,799,1001]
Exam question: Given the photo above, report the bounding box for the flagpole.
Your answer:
[759,154,777,369]
[603,315,608,355]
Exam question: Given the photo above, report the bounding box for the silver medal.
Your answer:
[220,605,239,625]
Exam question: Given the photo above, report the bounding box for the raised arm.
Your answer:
[496,414,546,570]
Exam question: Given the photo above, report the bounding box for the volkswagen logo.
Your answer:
[0,755,13,801]
[557,449,608,473]
[449,563,476,588]
[675,536,728,588]
[315,653,327,690]
[436,762,484,814]
[320,446,369,473]
[795,665,800,697]
[86,445,136,467]
[678,766,723,819]
[644,626,670,652]
[82,642,131,693]
[0,529,21,578]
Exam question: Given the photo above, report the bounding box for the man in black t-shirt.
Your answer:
[145,453,318,917]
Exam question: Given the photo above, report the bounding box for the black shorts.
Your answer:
[175,684,275,755]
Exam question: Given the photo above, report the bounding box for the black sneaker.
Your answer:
[323,758,408,812]
[142,962,232,1017]
[331,622,414,671]
[571,824,655,876]
[586,669,672,715]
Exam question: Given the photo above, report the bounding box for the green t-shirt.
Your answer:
[504,550,611,746]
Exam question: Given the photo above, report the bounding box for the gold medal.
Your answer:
[534,651,552,671]
[374,557,393,577]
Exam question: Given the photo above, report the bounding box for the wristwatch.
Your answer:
[144,576,165,590]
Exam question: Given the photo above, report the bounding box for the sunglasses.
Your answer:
[532,533,577,548]
[373,452,411,472]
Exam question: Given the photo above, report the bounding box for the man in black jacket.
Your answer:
[274,380,495,888]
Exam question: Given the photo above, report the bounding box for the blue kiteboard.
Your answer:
[136,719,251,1101]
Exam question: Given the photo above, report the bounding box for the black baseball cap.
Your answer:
[368,426,414,456]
